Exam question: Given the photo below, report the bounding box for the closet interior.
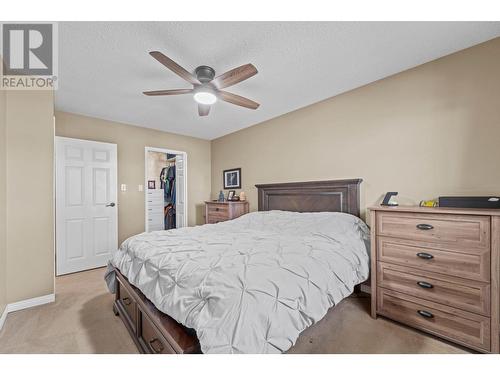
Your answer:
[145,149,185,232]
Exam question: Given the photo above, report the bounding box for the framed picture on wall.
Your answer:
[148,180,156,190]
[223,168,241,189]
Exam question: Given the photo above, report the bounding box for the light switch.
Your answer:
[121,184,127,192]
[138,184,143,192]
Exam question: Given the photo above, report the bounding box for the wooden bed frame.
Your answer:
[111,178,363,354]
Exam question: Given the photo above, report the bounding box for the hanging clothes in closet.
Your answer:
[160,162,176,230]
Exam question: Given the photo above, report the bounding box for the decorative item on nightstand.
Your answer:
[205,200,249,224]
[227,190,238,201]
[239,191,247,201]
[218,190,225,202]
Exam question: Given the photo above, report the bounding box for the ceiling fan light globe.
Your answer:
[193,91,217,105]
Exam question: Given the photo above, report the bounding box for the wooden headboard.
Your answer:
[255,179,362,217]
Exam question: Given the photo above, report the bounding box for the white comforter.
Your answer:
[109,210,370,353]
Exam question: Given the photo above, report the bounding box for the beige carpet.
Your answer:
[0,267,469,354]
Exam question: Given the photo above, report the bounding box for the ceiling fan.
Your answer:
[143,51,260,116]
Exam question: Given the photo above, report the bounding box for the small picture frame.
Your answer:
[148,180,156,190]
[223,168,241,189]
[227,190,236,201]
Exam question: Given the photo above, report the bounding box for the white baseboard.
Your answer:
[0,305,8,331]
[7,293,55,313]
[0,293,55,332]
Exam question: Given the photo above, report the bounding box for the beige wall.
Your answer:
[211,38,500,220]
[55,112,211,243]
[0,89,6,315]
[5,90,55,303]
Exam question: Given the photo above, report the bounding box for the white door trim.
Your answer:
[144,147,188,231]
[55,137,118,275]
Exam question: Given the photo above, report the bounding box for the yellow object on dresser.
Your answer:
[369,205,500,353]
[204,201,250,224]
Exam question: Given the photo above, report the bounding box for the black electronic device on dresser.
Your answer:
[439,196,500,209]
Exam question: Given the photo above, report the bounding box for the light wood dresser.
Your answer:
[369,206,499,353]
[204,201,250,224]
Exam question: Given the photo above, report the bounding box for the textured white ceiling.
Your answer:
[56,22,500,140]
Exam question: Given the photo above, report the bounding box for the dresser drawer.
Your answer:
[377,262,490,316]
[147,190,164,197]
[139,310,176,354]
[377,289,491,352]
[376,212,490,249]
[148,212,164,222]
[207,216,228,224]
[147,201,164,209]
[377,236,490,282]
[207,204,229,215]
[148,224,164,232]
[147,206,164,215]
[117,279,137,333]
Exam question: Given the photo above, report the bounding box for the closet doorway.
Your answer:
[145,147,187,232]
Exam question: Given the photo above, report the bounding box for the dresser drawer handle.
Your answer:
[122,297,132,306]
[215,208,219,211]
[417,310,434,319]
[417,281,434,289]
[416,223,434,230]
[148,338,164,353]
[416,252,434,260]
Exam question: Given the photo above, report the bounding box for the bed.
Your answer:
[105,179,369,354]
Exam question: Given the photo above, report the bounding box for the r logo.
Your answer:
[2,23,53,76]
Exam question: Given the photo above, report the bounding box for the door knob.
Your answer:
[106,202,116,207]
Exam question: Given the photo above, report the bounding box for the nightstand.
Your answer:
[204,201,249,224]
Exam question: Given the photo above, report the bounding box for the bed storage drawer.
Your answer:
[377,236,490,282]
[376,212,490,249]
[377,262,490,316]
[377,288,491,352]
[116,278,137,332]
[138,309,176,354]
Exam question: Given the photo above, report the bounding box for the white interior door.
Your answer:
[56,137,118,275]
[175,153,186,228]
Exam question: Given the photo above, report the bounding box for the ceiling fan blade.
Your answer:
[212,64,258,89]
[149,51,200,85]
[143,89,193,96]
[219,91,260,110]
[198,104,210,116]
